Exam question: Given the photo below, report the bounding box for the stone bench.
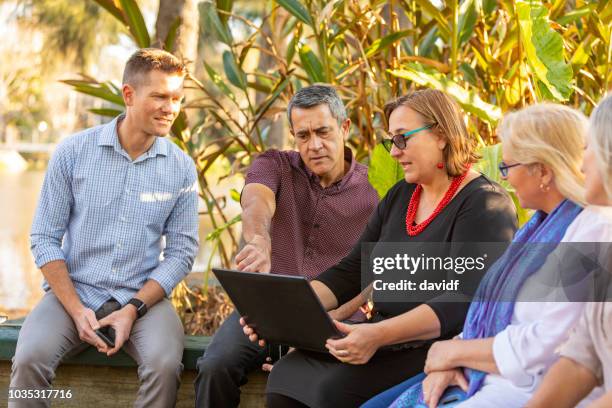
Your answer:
[0,319,267,407]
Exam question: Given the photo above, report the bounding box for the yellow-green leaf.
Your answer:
[389,66,502,124]
[368,143,404,199]
[298,44,325,83]
[365,30,411,58]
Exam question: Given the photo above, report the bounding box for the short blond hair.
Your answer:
[589,95,612,200]
[498,103,587,206]
[122,48,185,87]
[384,89,480,177]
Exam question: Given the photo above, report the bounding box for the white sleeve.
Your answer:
[492,301,585,388]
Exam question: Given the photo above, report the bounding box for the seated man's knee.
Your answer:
[11,345,56,384]
[13,345,51,371]
[141,355,183,380]
[196,354,232,378]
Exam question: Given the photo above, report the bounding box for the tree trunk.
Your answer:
[155,0,199,64]
[155,0,200,128]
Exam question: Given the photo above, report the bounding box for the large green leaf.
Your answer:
[222,51,247,90]
[203,61,237,101]
[276,0,313,27]
[389,65,502,125]
[199,1,233,45]
[516,1,573,101]
[368,144,404,199]
[298,44,325,83]
[365,30,412,57]
[61,79,125,106]
[118,0,150,48]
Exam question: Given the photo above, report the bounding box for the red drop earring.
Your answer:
[436,162,444,169]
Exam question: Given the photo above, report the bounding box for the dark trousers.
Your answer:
[194,311,268,408]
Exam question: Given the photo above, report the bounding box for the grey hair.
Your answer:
[287,84,347,129]
[590,94,612,200]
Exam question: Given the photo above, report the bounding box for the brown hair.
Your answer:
[122,48,186,87]
[384,89,479,177]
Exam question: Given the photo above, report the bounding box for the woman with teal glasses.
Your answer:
[250,89,518,408]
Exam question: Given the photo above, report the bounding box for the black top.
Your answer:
[316,175,518,337]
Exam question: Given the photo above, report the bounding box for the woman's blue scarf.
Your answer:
[389,200,582,408]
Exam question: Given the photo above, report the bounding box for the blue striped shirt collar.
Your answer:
[98,114,168,158]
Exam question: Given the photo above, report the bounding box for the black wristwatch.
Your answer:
[127,298,147,319]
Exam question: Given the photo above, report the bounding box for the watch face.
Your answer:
[130,299,146,317]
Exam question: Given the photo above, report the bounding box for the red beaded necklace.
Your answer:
[405,167,471,236]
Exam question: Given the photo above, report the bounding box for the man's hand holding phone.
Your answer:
[69,306,109,353]
[98,306,138,356]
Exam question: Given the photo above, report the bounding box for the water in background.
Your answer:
[0,170,45,318]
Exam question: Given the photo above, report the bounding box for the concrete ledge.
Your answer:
[0,319,267,407]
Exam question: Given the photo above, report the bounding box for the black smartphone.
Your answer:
[95,328,115,348]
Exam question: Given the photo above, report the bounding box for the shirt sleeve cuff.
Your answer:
[148,258,188,296]
[493,329,535,388]
[33,247,66,268]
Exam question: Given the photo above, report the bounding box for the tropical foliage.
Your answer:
[64,0,611,333]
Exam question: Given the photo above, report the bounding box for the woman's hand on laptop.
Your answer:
[239,316,266,347]
[325,320,382,364]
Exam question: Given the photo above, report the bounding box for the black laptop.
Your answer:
[212,268,343,353]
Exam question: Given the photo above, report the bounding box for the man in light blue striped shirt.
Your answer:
[10,49,199,408]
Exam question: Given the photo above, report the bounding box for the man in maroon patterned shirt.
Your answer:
[194,84,379,408]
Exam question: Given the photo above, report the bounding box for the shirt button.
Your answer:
[112,268,117,273]
[120,216,126,222]
[313,224,320,229]
[125,188,131,194]
[116,243,122,249]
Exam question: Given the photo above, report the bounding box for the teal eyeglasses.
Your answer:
[382,124,434,152]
